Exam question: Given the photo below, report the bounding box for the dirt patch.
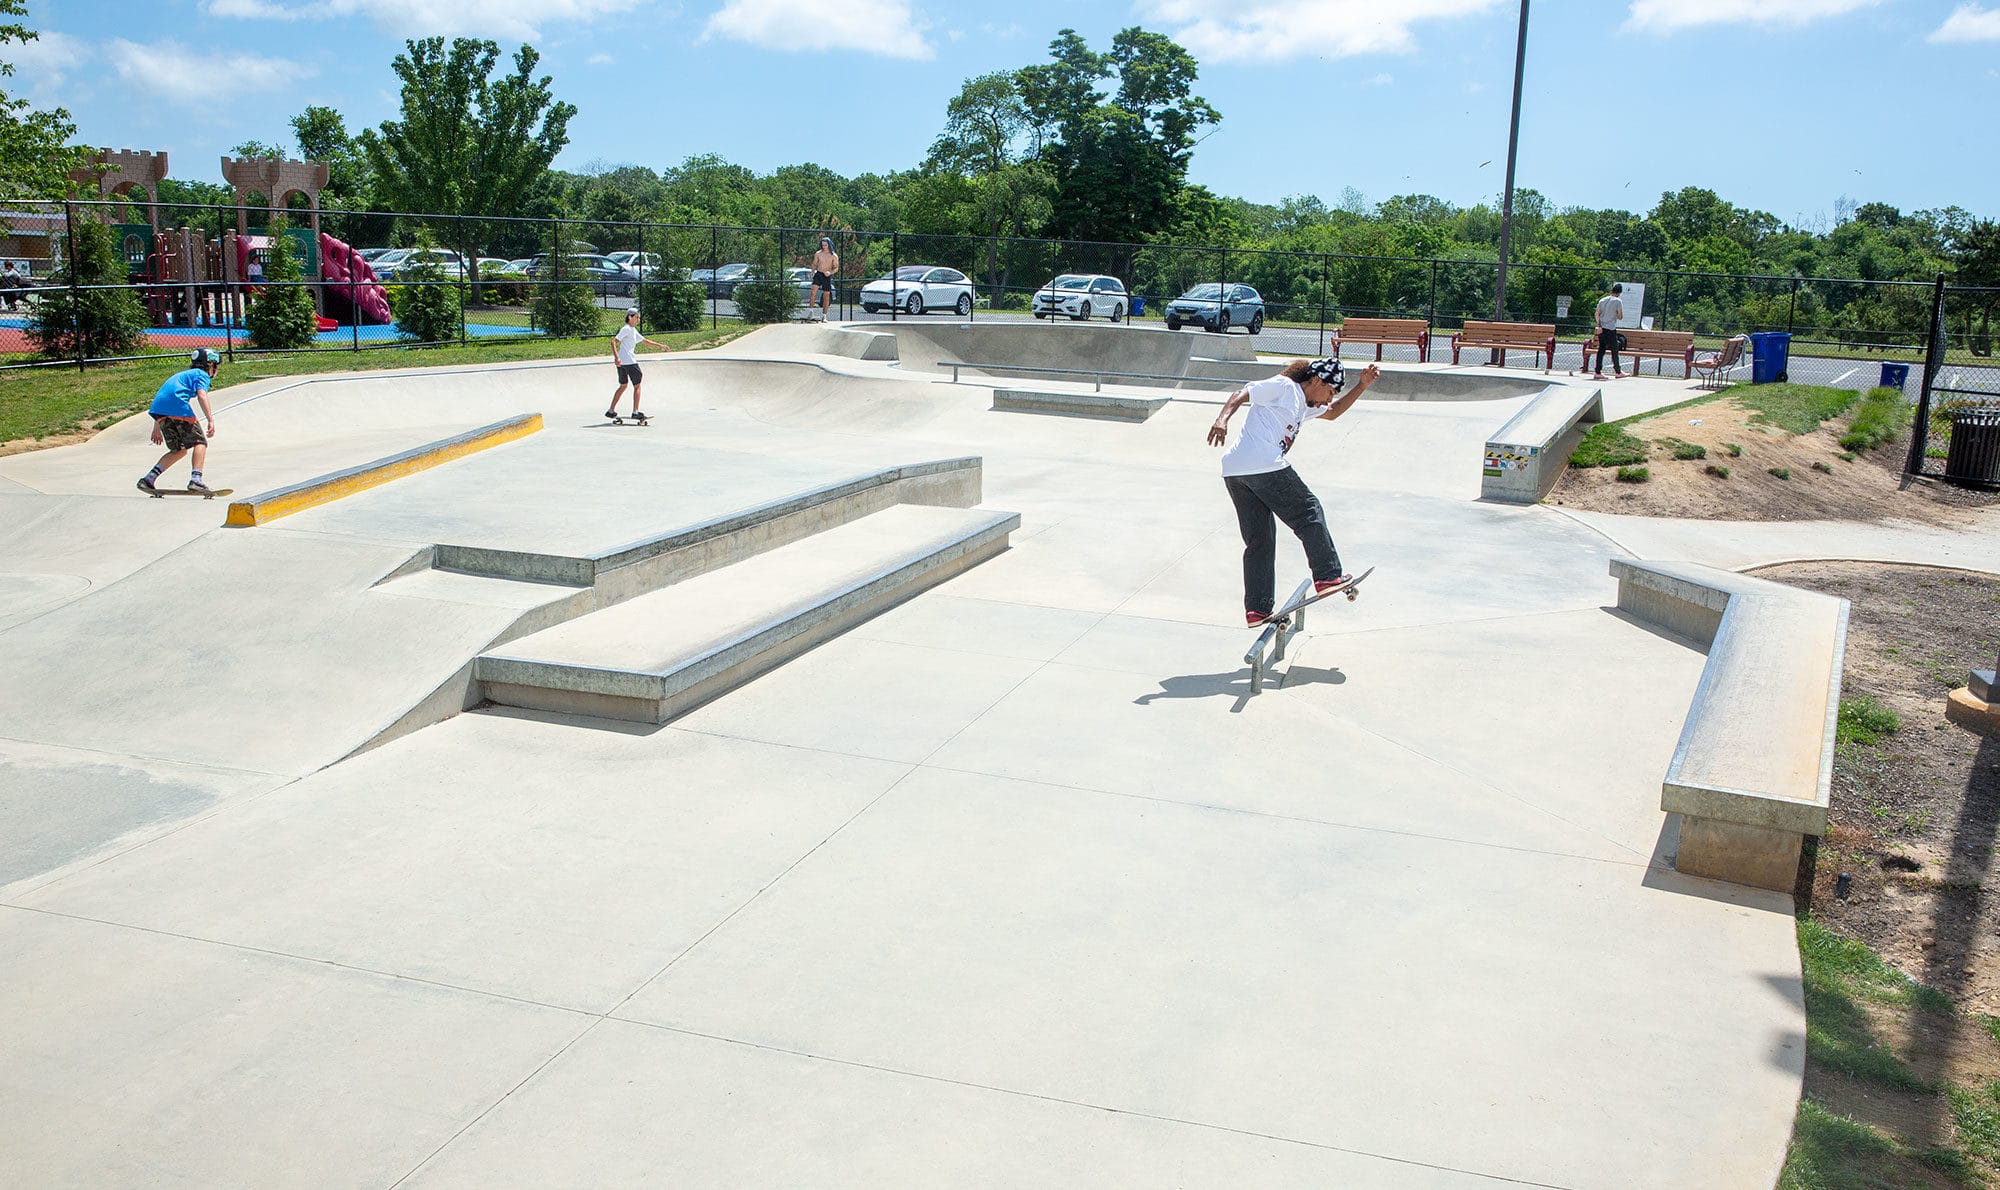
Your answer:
[1549,398,1998,523]
[1763,562,2000,1014]
[0,428,95,457]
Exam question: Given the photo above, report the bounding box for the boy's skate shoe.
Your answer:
[630,411,649,424]
[1245,610,1271,628]
[185,479,212,496]
[1313,574,1353,597]
[135,476,156,494]
[603,409,620,420]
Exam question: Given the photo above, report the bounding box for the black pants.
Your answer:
[1594,327,1622,374]
[1225,467,1342,615]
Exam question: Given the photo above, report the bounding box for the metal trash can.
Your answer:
[1879,362,1910,391]
[1945,405,2000,487]
[1748,332,1792,384]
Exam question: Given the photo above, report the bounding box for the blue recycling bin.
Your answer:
[1879,362,1910,391]
[1748,332,1792,384]
[1130,296,1145,318]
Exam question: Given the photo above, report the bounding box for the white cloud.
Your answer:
[1358,72,1393,86]
[587,51,616,63]
[702,0,933,59]
[1134,0,1498,62]
[1931,2,2000,40]
[201,0,644,40]
[1624,0,1881,33]
[109,38,314,103]
[3,29,86,95]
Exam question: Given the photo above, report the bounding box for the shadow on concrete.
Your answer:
[1601,604,1707,651]
[472,703,665,736]
[1133,670,1257,713]
[1641,815,1798,915]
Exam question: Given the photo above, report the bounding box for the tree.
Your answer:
[246,217,319,349]
[925,72,1056,294]
[27,216,148,360]
[390,229,461,344]
[359,37,576,282]
[229,140,285,160]
[0,0,83,201]
[291,106,372,205]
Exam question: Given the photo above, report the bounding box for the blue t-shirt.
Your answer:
[149,368,211,419]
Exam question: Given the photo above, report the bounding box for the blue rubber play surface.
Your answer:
[0,316,544,343]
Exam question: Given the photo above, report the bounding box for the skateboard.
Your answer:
[1260,566,1376,629]
[148,487,234,500]
[1243,567,1375,694]
[600,413,650,427]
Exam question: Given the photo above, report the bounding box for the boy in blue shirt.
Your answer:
[138,348,222,495]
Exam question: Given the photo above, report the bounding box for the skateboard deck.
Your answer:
[1261,566,1375,627]
[598,415,650,427]
[148,487,234,500]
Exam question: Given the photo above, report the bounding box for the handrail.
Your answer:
[935,359,1258,390]
[1243,578,1315,693]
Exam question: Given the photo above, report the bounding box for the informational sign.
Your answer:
[1555,295,1571,319]
[1615,281,1645,329]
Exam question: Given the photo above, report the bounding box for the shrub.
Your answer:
[246,218,319,350]
[732,274,798,324]
[391,234,463,345]
[1768,467,1792,480]
[638,277,705,333]
[1725,442,1743,457]
[1838,385,1912,452]
[1615,465,1650,483]
[1812,461,1834,474]
[1841,451,1857,462]
[28,218,150,360]
[532,274,603,337]
[1706,464,1731,479]
[1661,437,1707,460]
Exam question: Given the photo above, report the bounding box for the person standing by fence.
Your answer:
[808,237,838,322]
[1593,283,1626,380]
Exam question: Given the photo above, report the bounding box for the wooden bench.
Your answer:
[1610,559,1849,895]
[1450,320,1556,371]
[1582,328,1696,377]
[1332,317,1430,362]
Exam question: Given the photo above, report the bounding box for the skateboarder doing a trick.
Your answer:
[1207,357,1379,626]
[607,307,671,423]
[137,347,222,496]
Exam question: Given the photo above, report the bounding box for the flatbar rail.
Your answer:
[1244,578,1314,693]
[936,359,1231,390]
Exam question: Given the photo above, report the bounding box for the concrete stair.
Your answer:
[475,505,1019,724]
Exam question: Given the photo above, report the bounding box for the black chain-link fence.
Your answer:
[4,200,1994,401]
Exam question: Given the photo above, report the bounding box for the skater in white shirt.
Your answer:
[607,307,671,423]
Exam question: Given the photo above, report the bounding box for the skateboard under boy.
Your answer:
[1243,567,1375,694]
[148,487,235,500]
[600,412,650,427]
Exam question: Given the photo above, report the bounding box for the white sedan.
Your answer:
[858,265,974,316]
[1032,273,1128,321]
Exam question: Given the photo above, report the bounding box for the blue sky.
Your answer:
[9,0,1997,226]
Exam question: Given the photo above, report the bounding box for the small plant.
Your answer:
[1659,436,1707,460]
[731,272,798,324]
[1838,695,1900,747]
[1615,465,1650,483]
[1838,386,1913,451]
[638,276,705,333]
[390,232,463,345]
[246,217,320,350]
[1706,463,1731,479]
[1768,466,1792,480]
[1927,446,1948,459]
[1725,442,1743,457]
[1811,461,1833,474]
[1840,451,1857,462]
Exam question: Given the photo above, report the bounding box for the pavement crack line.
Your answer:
[609,1018,1582,1190]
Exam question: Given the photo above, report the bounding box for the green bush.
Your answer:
[391,234,463,345]
[638,278,705,333]
[28,218,150,360]
[1725,442,1743,457]
[1839,386,1913,452]
[532,277,603,337]
[246,218,319,350]
[1706,464,1731,479]
[1812,461,1834,474]
[1615,465,1650,483]
[732,274,798,324]
[1769,467,1792,480]
[1838,695,1900,746]
[1661,437,1707,460]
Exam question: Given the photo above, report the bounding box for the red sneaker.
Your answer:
[1314,575,1351,597]
[1246,610,1271,627]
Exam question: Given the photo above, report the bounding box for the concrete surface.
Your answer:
[5,320,1978,1188]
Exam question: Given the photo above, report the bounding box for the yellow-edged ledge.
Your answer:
[225,413,542,527]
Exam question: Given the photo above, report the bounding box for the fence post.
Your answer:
[457,218,468,349]
[1787,276,1798,335]
[636,222,647,332]
[1318,254,1329,356]
[1905,272,1948,476]
[1427,259,1439,346]
[890,233,899,321]
[710,226,718,330]
[1660,272,1672,330]
[349,240,359,354]
[62,201,84,372]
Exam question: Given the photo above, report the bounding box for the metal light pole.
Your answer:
[1493,0,1531,323]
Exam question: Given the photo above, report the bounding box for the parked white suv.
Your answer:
[859,265,974,316]
[1032,274,1127,322]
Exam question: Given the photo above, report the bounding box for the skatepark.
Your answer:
[5,319,1990,1187]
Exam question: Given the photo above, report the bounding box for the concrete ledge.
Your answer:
[435,457,984,588]
[992,389,1170,422]
[1482,385,1604,504]
[477,506,1019,724]
[1612,559,1849,893]
[225,414,542,527]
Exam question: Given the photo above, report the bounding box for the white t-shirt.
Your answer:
[1221,375,1315,477]
[1596,294,1624,330]
[614,324,641,365]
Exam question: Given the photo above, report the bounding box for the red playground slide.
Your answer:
[318,234,393,326]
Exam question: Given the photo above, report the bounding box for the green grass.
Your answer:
[0,324,744,447]
[1738,382,1864,435]
[1571,424,1650,468]
[1707,463,1732,479]
[1799,916,1950,1091]
[1771,466,1794,480]
[1615,465,1649,483]
[1727,442,1745,457]
[1659,436,1708,460]
[1780,1098,1971,1190]
[1841,386,1916,452]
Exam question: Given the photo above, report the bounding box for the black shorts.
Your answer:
[155,415,206,451]
[811,271,832,291]
[616,362,643,385]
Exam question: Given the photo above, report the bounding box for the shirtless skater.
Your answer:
[1207,357,1380,626]
[808,236,838,322]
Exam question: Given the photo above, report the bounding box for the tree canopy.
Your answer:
[0,0,80,201]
